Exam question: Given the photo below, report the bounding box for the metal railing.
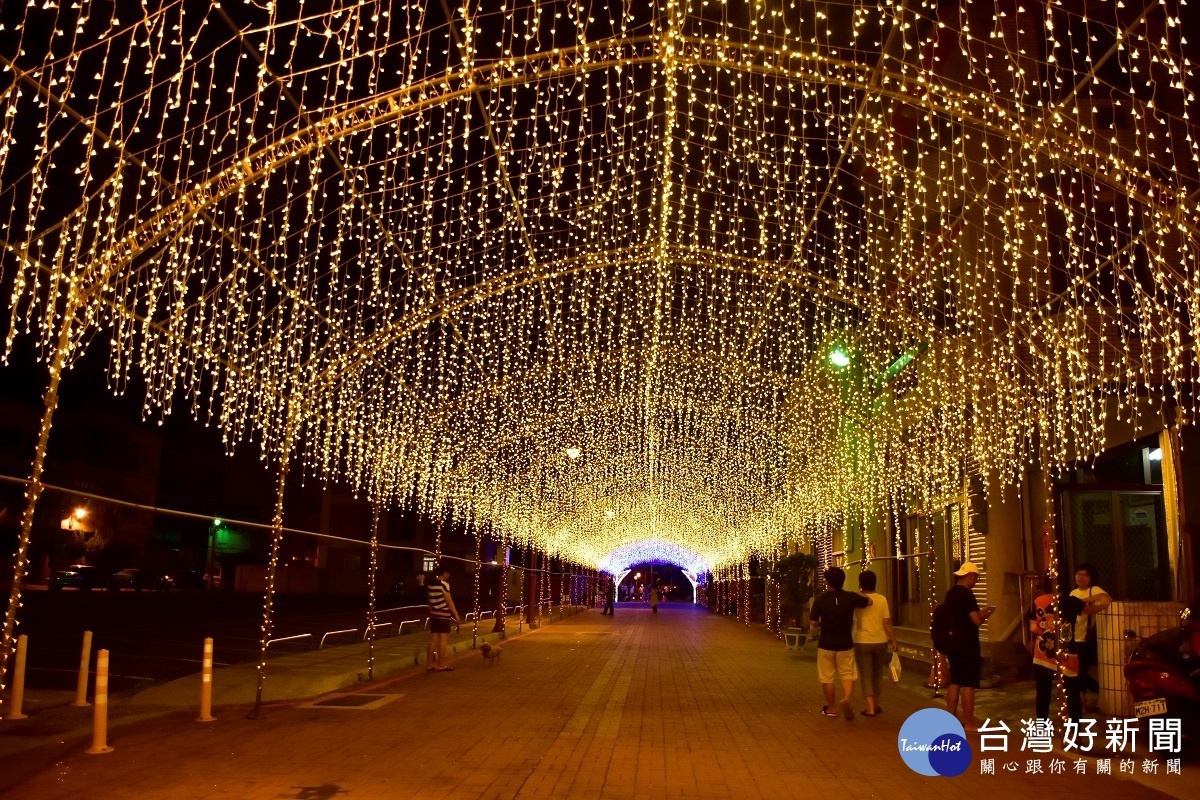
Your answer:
[260,600,579,662]
[319,629,358,649]
[265,633,312,653]
[363,621,393,640]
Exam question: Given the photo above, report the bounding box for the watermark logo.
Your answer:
[897,708,973,777]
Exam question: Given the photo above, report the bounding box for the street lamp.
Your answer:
[829,349,851,368]
[565,446,581,460]
[204,518,222,590]
[62,507,90,532]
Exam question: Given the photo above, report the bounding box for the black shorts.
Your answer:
[947,645,981,688]
[429,617,453,634]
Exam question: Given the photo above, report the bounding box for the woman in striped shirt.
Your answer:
[426,565,460,671]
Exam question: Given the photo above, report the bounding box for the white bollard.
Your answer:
[5,634,29,720]
[86,649,112,754]
[197,637,215,722]
[71,630,93,707]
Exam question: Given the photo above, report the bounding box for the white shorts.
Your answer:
[817,648,859,684]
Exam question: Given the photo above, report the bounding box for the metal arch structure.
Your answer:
[3,23,1190,388]
[4,45,1190,360]
[2,1,1200,694]
[8,35,1191,304]
[598,540,712,578]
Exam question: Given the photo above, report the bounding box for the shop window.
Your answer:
[893,514,927,628]
[947,503,968,567]
[893,501,977,629]
[1061,488,1171,601]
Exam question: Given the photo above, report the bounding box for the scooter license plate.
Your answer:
[1134,698,1168,717]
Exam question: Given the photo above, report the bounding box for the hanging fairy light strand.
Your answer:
[366,505,382,681]
[471,532,482,649]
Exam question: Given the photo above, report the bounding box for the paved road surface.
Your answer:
[0,603,1188,800]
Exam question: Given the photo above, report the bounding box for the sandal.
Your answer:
[436,666,454,672]
[821,706,839,717]
[862,710,879,717]
[840,700,855,720]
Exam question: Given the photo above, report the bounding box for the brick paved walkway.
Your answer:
[0,604,1185,799]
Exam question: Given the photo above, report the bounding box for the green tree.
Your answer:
[772,552,819,628]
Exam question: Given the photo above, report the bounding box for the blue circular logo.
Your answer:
[897,708,972,777]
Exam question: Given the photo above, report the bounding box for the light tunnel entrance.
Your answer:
[613,563,699,604]
[599,539,708,604]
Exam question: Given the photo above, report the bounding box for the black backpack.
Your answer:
[930,602,956,653]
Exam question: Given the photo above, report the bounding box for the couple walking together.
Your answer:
[808,567,897,720]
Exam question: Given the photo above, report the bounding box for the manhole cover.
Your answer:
[298,693,402,710]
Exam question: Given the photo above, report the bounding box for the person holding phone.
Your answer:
[943,562,995,732]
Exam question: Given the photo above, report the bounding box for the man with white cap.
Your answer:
[942,561,994,731]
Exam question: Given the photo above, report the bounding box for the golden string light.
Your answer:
[367,505,382,681]
[498,542,510,637]
[471,532,482,648]
[1,1,1199,692]
[742,561,751,627]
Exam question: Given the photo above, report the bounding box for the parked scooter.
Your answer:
[1124,607,1199,748]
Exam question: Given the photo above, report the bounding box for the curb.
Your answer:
[0,606,590,758]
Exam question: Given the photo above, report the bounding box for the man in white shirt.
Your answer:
[1070,563,1111,710]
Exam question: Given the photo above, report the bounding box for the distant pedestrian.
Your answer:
[852,570,897,716]
[425,564,460,672]
[942,562,994,731]
[809,567,870,720]
[649,586,660,615]
[603,580,616,615]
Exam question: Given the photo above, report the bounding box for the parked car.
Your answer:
[172,569,208,591]
[108,568,174,592]
[51,564,107,591]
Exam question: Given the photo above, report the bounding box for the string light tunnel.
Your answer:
[1,0,1199,693]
